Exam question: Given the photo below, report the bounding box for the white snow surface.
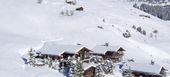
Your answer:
[0,0,170,77]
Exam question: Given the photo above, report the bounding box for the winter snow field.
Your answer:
[0,0,170,77]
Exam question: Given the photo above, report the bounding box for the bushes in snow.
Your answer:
[142,30,146,35]
[131,25,160,38]
[123,30,131,38]
[60,6,84,16]
[132,25,136,29]
[153,29,158,34]
[133,25,147,36]
[137,27,147,35]
[65,0,76,5]
[136,26,142,32]
[132,26,158,38]
[60,10,74,16]
[150,33,153,38]
[150,29,159,38]
[133,3,139,9]
[37,0,43,4]
[75,7,84,11]
[97,26,104,29]
[102,18,106,23]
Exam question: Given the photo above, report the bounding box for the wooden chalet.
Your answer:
[90,45,125,62]
[83,63,97,77]
[36,42,91,60]
[122,62,167,77]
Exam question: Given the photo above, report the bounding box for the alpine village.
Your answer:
[21,0,169,77]
[22,41,167,77]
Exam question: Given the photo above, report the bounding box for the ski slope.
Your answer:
[0,0,170,77]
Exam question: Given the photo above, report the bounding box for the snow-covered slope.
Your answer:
[0,0,170,77]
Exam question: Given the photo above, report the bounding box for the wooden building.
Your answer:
[36,53,62,61]
[83,63,97,77]
[122,62,167,77]
[61,47,91,60]
[90,45,125,62]
[36,42,91,60]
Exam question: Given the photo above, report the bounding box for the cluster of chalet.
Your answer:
[35,42,125,77]
[36,42,125,63]
[34,42,167,77]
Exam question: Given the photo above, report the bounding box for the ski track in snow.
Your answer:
[127,38,170,60]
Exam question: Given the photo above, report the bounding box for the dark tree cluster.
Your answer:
[133,3,170,20]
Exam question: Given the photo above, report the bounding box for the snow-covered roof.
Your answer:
[37,42,84,55]
[122,62,164,75]
[91,45,124,54]
[83,63,98,70]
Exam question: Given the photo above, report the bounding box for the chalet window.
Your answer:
[85,51,90,58]
[117,51,123,54]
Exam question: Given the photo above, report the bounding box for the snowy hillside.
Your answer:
[0,0,170,77]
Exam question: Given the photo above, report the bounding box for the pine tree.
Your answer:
[107,59,114,74]
[47,57,53,68]
[95,65,105,77]
[28,48,36,65]
[76,61,84,77]
[69,57,77,77]
[123,67,134,77]
[68,56,84,77]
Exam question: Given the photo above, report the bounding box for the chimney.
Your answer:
[104,42,109,46]
[77,43,82,45]
[151,59,155,65]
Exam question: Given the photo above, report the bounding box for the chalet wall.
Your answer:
[132,71,163,77]
[83,67,95,77]
[78,47,90,60]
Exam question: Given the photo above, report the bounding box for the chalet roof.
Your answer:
[37,42,84,55]
[83,63,98,70]
[91,45,124,54]
[122,62,164,75]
